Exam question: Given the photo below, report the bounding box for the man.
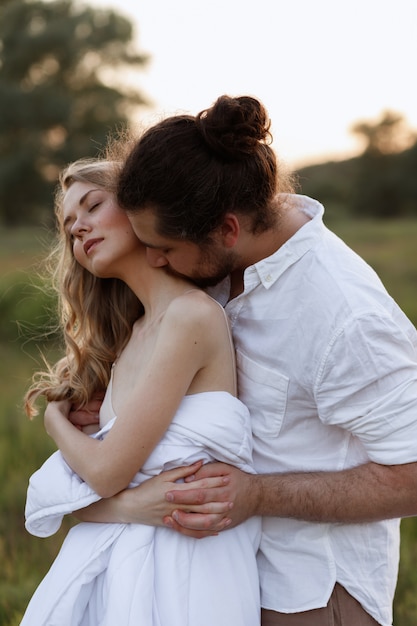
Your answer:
[78,95,417,625]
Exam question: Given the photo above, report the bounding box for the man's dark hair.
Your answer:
[117,95,294,243]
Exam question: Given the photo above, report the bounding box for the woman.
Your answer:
[21,158,261,625]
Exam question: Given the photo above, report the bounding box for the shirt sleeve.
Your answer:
[315,311,417,464]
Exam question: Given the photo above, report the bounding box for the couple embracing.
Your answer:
[22,95,417,626]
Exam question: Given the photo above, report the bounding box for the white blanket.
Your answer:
[22,392,261,625]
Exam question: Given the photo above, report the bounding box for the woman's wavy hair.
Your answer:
[25,158,143,418]
[117,95,296,243]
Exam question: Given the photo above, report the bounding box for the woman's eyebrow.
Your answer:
[79,189,99,206]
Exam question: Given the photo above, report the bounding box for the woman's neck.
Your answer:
[127,266,197,322]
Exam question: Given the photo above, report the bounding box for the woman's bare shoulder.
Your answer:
[166,289,226,326]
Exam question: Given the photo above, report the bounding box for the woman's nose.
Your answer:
[71,218,90,238]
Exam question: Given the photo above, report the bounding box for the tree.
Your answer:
[350,111,417,217]
[0,0,149,225]
[351,110,416,156]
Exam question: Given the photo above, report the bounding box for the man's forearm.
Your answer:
[253,461,417,523]
[76,460,417,536]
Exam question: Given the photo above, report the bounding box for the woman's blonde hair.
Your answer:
[25,157,143,418]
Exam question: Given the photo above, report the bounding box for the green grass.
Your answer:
[0,225,52,274]
[0,343,73,624]
[1,220,417,624]
[0,227,68,623]
[330,218,417,326]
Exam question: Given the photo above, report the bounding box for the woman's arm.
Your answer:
[44,295,223,498]
[74,463,233,533]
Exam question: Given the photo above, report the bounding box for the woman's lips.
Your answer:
[84,238,103,255]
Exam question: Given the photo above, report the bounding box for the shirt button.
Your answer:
[265,274,273,282]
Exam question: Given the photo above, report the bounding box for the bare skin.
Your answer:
[75,462,232,532]
[75,440,417,539]
[68,393,103,434]
[44,179,241,504]
[161,460,417,538]
[66,396,233,534]
[72,198,417,538]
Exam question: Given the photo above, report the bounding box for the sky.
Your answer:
[91,0,417,167]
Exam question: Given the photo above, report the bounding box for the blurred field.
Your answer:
[332,217,417,326]
[1,219,417,624]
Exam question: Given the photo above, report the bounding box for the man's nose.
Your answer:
[146,248,168,267]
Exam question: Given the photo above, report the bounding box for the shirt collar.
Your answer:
[246,194,325,290]
[207,194,325,301]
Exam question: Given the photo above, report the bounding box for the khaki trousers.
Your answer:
[261,583,380,626]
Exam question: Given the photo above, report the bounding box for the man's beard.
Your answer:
[166,251,237,289]
[189,271,230,289]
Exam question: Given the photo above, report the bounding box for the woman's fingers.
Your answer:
[164,510,232,537]
[158,461,204,483]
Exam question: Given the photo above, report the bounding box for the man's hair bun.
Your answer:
[196,95,272,160]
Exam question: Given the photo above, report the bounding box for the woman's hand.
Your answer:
[67,393,103,433]
[44,394,103,435]
[75,461,234,535]
[44,399,72,436]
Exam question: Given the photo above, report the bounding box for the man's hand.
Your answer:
[164,462,259,538]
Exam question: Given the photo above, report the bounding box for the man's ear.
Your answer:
[220,213,240,248]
